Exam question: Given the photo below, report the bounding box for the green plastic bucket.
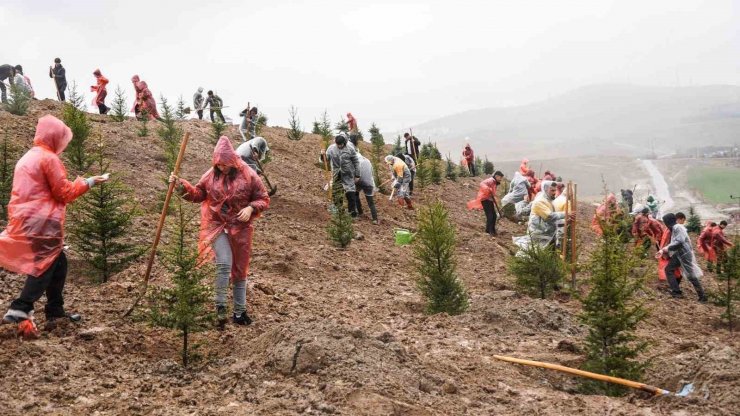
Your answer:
[394,228,415,246]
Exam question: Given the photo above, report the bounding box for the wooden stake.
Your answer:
[409,129,418,160]
[123,132,191,318]
[571,183,578,289]
[561,182,570,260]
[493,355,670,396]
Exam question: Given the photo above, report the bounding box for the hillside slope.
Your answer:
[411,84,740,161]
[0,100,738,415]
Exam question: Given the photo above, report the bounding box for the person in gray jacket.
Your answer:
[235,137,270,174]
[658,213,707,302]
[326,133,360,217]
[193,87,205,120]
[355,153,379,224]
[0,64,15,103]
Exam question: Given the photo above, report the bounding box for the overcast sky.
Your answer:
[3,0,738,135]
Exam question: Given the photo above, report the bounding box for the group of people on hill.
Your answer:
[1,63,36,103]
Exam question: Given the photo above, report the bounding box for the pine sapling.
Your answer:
[256,112,268,135]
[430,158,443,185]
[414,201,468,315]
[157,96,183,174]
[137,110,150,137]
[445,155,457,181]
[579,224,648,396]
[61,82,92,173]
[211,119,226,143]
[175,95,188,120]
[147,195,213,367]
[110,86,128,122]
[685,206,702,233]
[287,105,304,141]
[712,240,739,332]
[415,156,430,190]
[327,204,354,248]
[507,236,565,299]
[335,117,349,134]
[483,156,494,175]
[0,131,17,221]
[458,159,469,178]
[474,156,483,177]
[4,84,31,116]
[392,135,404,156]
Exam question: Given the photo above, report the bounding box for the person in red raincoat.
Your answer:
[467,171,504,236]
[696,221,717,270]
[462,144,475,176]
[1,115,108,336]
[130,74,143,116]
[525,169,537,200]
[711,221,734,273]
[170,136,270,326]
[519,158,529,175]
[591,193,621,235]
[136,80,160,120]
[90,69,109,115]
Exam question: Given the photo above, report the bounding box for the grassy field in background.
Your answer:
[687,167,739,204]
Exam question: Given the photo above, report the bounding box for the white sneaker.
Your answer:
[3,309,32,323]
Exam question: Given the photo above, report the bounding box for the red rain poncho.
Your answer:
[346,112,358,132]
[696,222,716,262]
[712,227,734,255]
[136,81,160,120]
[467,177,498,210]
[658,226,681,281]
[591,193,619,235]
[519,158,529,175]
[463,145,474,164]
[91,70,108,106]
[179,137,270,282]
[130,75,142,113]
[0,115,90,277]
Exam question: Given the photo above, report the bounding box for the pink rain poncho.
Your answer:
[179,137,270,282]
[130,75,142,113]
[591,193,619,235]
[0,115,90,277]
[467,177,498,210]
[90,69,108,106]
[136,81,160,120]
[696,222,716,262]
[519,158,529,175]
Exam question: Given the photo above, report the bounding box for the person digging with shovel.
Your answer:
[235,136,277,196]
[467,171,504,236]
[385,155,413,210]
[170,136,270,327]
[1,115,109,338]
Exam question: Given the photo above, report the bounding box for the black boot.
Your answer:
[232,311,252,326]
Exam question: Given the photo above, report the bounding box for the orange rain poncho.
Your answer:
[696,222,716,262]
[0,115,90,277]
[346,112,358,132]
[658,226,681,281]
[591,193,619,235]
[179,137,270,282]
[467,177,498,210]
[91,69,108,106]
[519,158,529,175]
[130,74,142,113]
[136,81,160,120]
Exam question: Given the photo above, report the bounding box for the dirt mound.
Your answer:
[0,100,738,415]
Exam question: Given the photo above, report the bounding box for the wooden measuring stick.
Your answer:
[123,132,191,317]
[571,183,578,287]
[562,182,570,260]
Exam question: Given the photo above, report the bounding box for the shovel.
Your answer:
[255,159,277,196]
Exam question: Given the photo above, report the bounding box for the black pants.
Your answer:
[354,187,378,221]
[481,199,497,235]
[409,171,415,195]
[345,191,358,217]
[97,103,110,114]
[9,252,68,318]
[664,254,705,299]
[210,109,225,123]
[56,84,66,101]
[197,110,203,120]
[468,162,476,176]
[0,81,6,103]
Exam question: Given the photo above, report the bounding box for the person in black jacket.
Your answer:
[0,64,15,104]
[404,133,421,161]
[49,58,67,101]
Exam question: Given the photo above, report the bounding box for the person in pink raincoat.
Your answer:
[169,136,270,327]
[130,75,143,117]
[136,80,160,120]
[1,115,108,336]
[90,69,109,114]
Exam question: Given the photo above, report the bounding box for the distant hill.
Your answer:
[409,84,740,161]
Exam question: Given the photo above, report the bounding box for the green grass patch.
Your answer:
[687,167,740,204]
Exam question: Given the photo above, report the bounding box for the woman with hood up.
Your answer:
[91,69,109,114]
[136,80,160,120]
[169,137,270,326]
[131,75,143,116]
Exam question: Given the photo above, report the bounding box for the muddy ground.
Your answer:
[0,100,738,415]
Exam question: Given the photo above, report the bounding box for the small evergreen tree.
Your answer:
[157,96,183,174]
[415,156,431,190]
[483,156,494,175]
[369,123,386,193]
[0,131,17,221]
[211,120,226,143]
[316,110,333,149]
[61,82,92,173]
[420,142,442,160]
[327,205,353,248]
[4,84,31,116]
[287,105,304,141]
[175,95,188,120]
[414,201,468,315]
[445,155,457,181]
[256,112,268,135]
[429,158,443,185]
[712,240,739,332]
[392,135,404,156]
[110,86,128,122]
[508,238,565,299]
[579,224,648,396]
[335,117,349,134]
[312,121,322,135]
[474,156,483,177]
[368,123,384,147]
[137,111,149,137]
[69,139,143,282]
[147,195,213,367]
[685,206,702,233]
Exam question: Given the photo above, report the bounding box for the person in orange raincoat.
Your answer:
[591,193,621,235]
[696,221,717,270]
[170,136,270,326]
[657,219,681,283]
[136,80,160,120]
[467,171,504,236]
[712,221,734,274]
[90,69,109,114]
[1,115,108,335]
[519,158,529,175]
[130,74,143,116]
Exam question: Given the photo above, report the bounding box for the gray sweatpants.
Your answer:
[213,232,247,314]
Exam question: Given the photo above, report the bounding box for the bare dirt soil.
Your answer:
[0,100,738,415]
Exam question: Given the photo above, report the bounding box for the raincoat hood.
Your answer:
[33,115,73,155]
[131,74,140,83]
[647,195,655,202]
[93,69,102,76]
[197,87,204,93]
[541,180,557,200]
[212,136,240,168]
[385,155,395,164]
[522,158,529,164]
